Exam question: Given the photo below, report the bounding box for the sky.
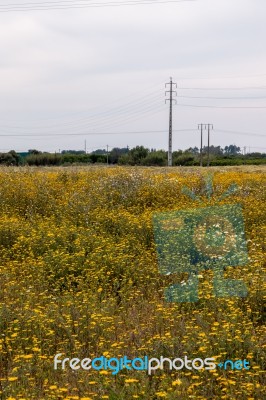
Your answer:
[0,0,265,153]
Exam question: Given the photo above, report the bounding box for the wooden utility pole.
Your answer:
[207,124,213,167]
[198,124,205,167]
[198,124,213,166]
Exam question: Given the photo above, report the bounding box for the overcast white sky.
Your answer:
[0,0,265,153]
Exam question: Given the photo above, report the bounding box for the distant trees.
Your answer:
[61,150,85,155]
[224,145,241,155]
[187,147,199,155]
[108,147,129,164]
[142,150,167,166]
[0,145,264,166]
[202,145,223,156]
[118,146,149,165]
[0,150,20,166]
[28,149,42,155]
[91,149,106,155]
[26,152,61,166]
[173,152,195,166]
[128,145,149,165]
[61,153,91,164]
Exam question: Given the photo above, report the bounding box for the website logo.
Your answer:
[53,354,250,375]
[153,175,249,302]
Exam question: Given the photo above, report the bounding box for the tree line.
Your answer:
[0,145,265,166]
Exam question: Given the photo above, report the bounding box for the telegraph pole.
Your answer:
[165,77,177,166]
[207,124,213,167]
[198,124,213,166]
[198,124,205,167]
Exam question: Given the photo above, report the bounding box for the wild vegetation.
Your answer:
[0,165,265,399]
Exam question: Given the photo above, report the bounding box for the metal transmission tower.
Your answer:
[198,123,213,167]
[165,77,177,166]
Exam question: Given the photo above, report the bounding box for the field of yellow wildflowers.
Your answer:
[0,166,265,400]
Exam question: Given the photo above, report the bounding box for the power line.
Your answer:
[0,0,196,13]
[0,105,167,139]
[0,100,165,134]
[0,0,194,6]
[18,81,165,125]
[2,83,265,133]
[178,95,266,100]
[91,105,165,130]
[1,89,164,131]
[248,146,266,150]
[3,96,264,135]
[0,129,196,137]
[177,103,266,109]
[179,72,266,80]
[79,103,166,132]
[215,129,266,138]
[180,86,266,90]
[64,98,164,130]
[52,101,165,133]
[1,128,265,138]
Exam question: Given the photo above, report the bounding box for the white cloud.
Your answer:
[0,0,265,152]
